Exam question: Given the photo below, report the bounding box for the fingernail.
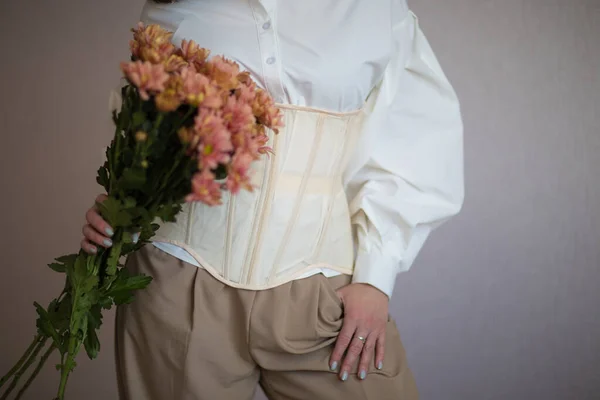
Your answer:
[105,227,114,237]
[377,361,383,370]
[341,371,348,382]
[132,232,139,243]
[89,247,97,254]
[330,361,338,371]
[359,370,367,380]
[103,239,113,247]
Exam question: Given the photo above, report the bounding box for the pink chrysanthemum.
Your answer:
[251,89,284,133]
[226,151,255,194]
[204,56,241,91]
[187,170,223,206]
[235,72,258,103]
[177,39,210,67]
[180,66,223,108]
[194,108,233,170]
[130,22,175,64]
[121,61,169,100]
[223,96,255,135]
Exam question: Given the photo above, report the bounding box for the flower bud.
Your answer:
[135,131,148,142]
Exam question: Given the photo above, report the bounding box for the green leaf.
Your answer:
[106,268,152,305]
[56,254,78,265]
[105,249,121,279]
[121,230,139,244]
[70,254,90,287]
[123,197,137,208]
[48,262,66,273]
[48,254,77,273]
[84,305,103,359]
[48,295,72,334]
[132,111,146,127]
[34,302,63,348]
[156,203,181,223]
[122,147,134,167]
[96,165,110,191]
[120,167,147,190]
[97,197,132,229]
[84,325,100,359]
[99,296,113,310]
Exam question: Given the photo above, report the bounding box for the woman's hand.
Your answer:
[80,194,114,254]
[81,194,140,254]
[80,194,140,254]
[329,283,389,381]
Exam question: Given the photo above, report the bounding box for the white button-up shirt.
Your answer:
[140,0,464,298]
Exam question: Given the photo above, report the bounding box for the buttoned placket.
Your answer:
[248,0,286,103]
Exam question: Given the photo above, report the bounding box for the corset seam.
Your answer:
[185,202,195,245]
[310,116,353,263]
[274,103,364,117]
[244,127,283,285]
[240,134,273,283]
[223,195,236,280]
[268,113,326,283]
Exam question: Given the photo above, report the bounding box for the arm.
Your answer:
[331,5,465,380]
[346,9,465,299]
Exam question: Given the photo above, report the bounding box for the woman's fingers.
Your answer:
[339,330,369,381]
[357,332,378,380]
[330,318,356,376]
[86,197,114,237]
[95,193,108,204]
[330,283,390,381]
[80,239,97,254]
[375,332,386,370]
[80,194,113,253]
[82,224,113,248]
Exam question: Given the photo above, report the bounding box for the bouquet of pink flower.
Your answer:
[0,22,283,400]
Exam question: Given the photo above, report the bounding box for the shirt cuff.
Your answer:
[352,248,399,299]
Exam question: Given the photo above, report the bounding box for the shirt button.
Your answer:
[266,57,276,65]
[262,21,271,30]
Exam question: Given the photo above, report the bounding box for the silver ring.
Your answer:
[356,336,366,343]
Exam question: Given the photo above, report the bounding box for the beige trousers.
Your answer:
[115,245,418,400]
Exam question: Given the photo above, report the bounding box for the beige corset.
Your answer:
[154,104,366,290]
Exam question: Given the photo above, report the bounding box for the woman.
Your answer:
[82,0,464,398]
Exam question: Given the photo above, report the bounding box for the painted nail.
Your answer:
[341,371,349,382]
[105,227,114,237]
[103,239,113,247]
[330,361,338,371]
[132,232,139,243]
[377,361,383,370]
[89,247,97,254]
[359,370,367,380]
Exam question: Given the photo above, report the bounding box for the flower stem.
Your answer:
[14,343,57,400]
[56,338,75,400]
[56,252,103,400]
[0,337,47,400]
[0,334,41,389]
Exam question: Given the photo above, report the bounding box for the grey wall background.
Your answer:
[0,0,598,399]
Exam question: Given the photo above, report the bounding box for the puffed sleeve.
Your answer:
[343,5,465,298]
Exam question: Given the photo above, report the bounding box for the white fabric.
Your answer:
[139,0,464,298]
